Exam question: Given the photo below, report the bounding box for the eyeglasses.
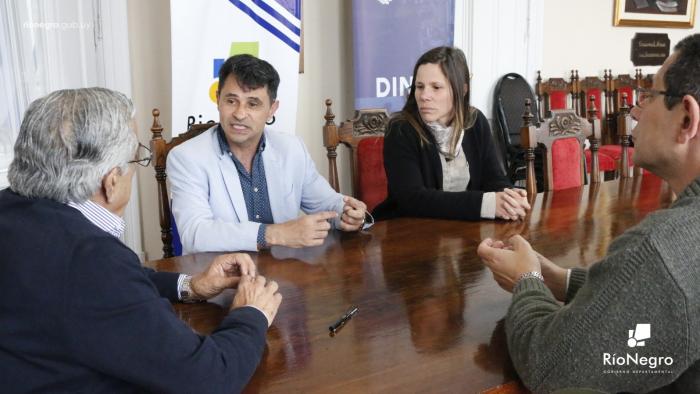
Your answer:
[128,143,152,167]
[636,88,685,108]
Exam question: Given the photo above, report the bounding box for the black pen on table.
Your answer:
[329,306,359,336]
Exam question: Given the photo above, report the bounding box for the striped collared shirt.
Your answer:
[67,199,126,239]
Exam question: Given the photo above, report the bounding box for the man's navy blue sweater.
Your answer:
[0,189,268,393]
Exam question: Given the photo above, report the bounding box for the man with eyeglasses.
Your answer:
[478,34,700,392]
[130,142,153,167]
[167,54,369,254]
[0,88,282,392]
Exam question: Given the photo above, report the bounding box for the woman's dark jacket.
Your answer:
[373,108,512,220]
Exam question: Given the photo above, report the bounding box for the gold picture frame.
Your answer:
[614,0,696,27]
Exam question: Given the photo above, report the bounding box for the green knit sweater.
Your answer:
[507,178,700,393]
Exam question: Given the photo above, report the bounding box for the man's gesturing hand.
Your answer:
[265,211,337,248]
[190,253,256,300]
[232,275,283,327]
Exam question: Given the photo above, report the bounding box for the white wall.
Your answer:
[296,0,355,197]
[541,0,700,81]
[465,0,544,117]
[127,0,172,260]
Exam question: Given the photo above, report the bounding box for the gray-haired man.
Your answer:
[0,87,281,392]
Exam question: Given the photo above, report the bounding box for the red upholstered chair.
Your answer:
[536,70,574,119]
[322,99,389,212]
[521,99,601,196]
[599,91,635,175]
[586,149,615,174]
[598,72,637,171]
[577,88,618,176]
[577,75,605,120]
[613,73,637,116]
[573,74,615,175]
[603,70,637,145]
[535,71,613,176]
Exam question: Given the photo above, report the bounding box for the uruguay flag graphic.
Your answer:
[171,0,301,134]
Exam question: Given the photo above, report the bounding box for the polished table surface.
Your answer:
[147,176,674,393]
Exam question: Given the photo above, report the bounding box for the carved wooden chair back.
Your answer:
[613,73,637,113]
[150,109,216,257]
[615,96,638,178]
[635,69,655,92]
[602,71,638,145]
[596,90,636,176]
[577,75,605,120]
[322,99,390,212]
[536,70,574,119]
[521,99,600,195]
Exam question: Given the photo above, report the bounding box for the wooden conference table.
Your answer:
[147,176,674,393]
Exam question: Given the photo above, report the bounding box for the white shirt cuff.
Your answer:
[566,268,572,294]
[176,274,187,301]
[480,192,496,219]
[242,305,269,325]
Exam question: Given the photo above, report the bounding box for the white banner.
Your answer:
[171,0,300,134]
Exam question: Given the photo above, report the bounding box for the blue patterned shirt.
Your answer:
[217,126,273,249]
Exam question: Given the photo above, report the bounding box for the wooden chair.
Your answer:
[615,96,647,178]
[603,70,637,145]
[535,70,574,119]
[572,74,614,176]
[581,95,616,177]
[521,98,601,196]
[322,99,389,212]
[612,73,638,115]
[635,69,655,92]
[150,109,216,257]
[577,75,605,120]
[599,90,635,176]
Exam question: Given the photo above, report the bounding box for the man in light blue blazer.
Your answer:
[168,54,367,254]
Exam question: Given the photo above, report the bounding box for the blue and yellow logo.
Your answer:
[209,41,260,102]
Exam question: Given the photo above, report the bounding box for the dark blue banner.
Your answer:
[353,0,455,112]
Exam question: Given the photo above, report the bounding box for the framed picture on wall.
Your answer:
[614,0,696,27]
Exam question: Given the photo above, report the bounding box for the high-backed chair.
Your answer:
[616,97,635,178]
[572,74,613,175]
[492,72,542,185]
[150,109,216,257]
[635,69,655,91]
[612,73,637,114]
[536,71,573,119]
[598,90,635,175]
[322,99,390,212]
[603,70,637,145]
[521,99,600,196]
[577,75,605,120]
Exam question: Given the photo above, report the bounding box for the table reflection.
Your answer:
[149,178,674,393]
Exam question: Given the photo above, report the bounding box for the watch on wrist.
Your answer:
[179,275,203,303]
[514,271,545,291]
